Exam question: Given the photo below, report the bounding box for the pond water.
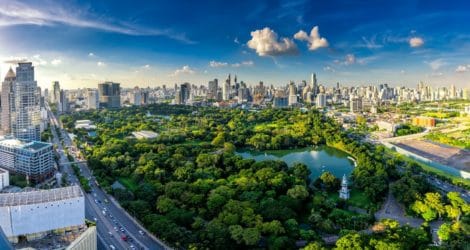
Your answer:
[237,146,355,180]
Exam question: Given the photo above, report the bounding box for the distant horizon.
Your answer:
[1,0,469,89]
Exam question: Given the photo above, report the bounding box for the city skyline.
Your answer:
[0,0,470,89]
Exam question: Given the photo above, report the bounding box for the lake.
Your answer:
[237,146,355,180]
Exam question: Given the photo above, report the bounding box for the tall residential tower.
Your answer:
[11,63,41,141]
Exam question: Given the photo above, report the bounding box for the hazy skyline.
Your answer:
[0,0,469,89]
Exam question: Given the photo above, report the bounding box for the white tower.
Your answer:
[339,174,350,200]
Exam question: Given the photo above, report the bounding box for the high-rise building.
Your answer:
[311,73,318,98]
[98,82,120,109]
[288,81,298,106]
[11,62,41,141]
[316,93,326,108]
[350,97,362,113]
[58,89,69,113]
[1,68,15,135]
[86,89,99,110]
[51,81,60,104]
[131,87,142,106]
[208,79,218,100]
[222,74,231,101]
[180,83,191,104]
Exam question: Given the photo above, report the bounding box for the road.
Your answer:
[47,105,169,250]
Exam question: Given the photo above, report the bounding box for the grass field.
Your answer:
[348,189,372,209]
[328,188,372,210]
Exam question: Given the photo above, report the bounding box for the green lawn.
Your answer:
[327,189,372,210]
[118,177,139,192]
[348,189,372,209]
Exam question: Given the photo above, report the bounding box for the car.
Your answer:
[114,226,118,231]
[130,245,136,249]
[108,231,113,237]
[120,228,125,232]
[138,230,145,236]
[93,217,97,221]
[109,245,116,250]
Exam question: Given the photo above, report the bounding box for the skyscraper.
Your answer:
[179,83,191,104]
[51,81,60,104]
[316,93,326,108]
[288,81,298,106]
[58,89,68,113]
[98,82,121,109]
[208,79,218,100]
[311,73,318,98]
[86,89,99,110]
[11,63,41,141]
[222,74,231,101]
[1,68,15,135]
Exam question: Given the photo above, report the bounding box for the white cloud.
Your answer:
[409,37,424,48]
[360,36,383,49]
[234,37,240,44]
[209,61,228,67]
[51,59,62,66]
[0,1,194,43]
[171,65,195,76]
[455,65,468,73]
[88,52,95,57]
[247,27,298,56]
[32,54,47,66]
[430,72,443,77]
[143,64,150,69]
[344,54,356,65]
[323,66,335,72]
[232,60,254,67]
[97,61,106,67]
[427,59,445,71]
[294,26,329,51]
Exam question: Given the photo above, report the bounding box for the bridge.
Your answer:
[60,161,87,165]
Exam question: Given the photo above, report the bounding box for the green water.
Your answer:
[237,146,355,180]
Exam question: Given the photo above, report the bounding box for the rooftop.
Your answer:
[0,136,52,152]
[0,185,83,207]
[132,130,159,139]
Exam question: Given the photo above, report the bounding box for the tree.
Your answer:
[318,171,340,192]
[287,185,309,200]
[335,232,364,249]
[304,242,327,250]
[223,142,236,153]
[242,227,261,245]
[211,132,225,146]
[437,223,452,242]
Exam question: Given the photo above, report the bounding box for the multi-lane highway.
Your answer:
[47,105,169,250]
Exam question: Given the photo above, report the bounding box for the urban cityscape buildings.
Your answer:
[98,82,121,109]
[0,136,54,182]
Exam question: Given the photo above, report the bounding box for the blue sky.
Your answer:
[0,0,469,89]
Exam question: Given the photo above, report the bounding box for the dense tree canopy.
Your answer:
[60,104,468,249]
